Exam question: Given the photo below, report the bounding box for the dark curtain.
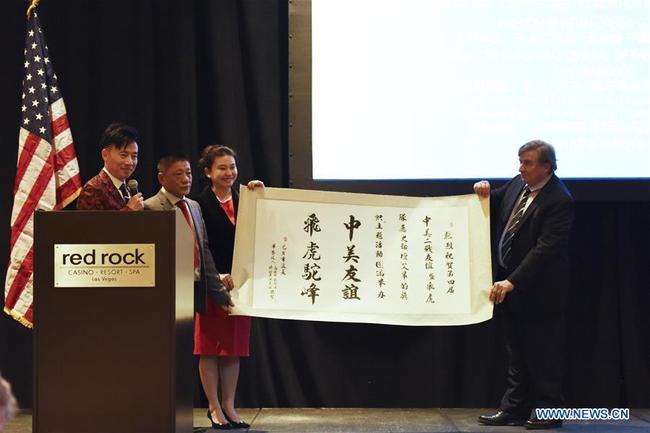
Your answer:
[0,0,648,411]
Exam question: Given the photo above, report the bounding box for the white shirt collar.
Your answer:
[102,167,126,190]
[161,187,184,205]
[528,173,552,192]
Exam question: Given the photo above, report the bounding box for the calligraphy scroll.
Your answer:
[231,187,492,326]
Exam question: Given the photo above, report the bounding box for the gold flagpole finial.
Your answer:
[26,0,40,19]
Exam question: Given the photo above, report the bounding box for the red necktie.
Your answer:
[176,199,200,275]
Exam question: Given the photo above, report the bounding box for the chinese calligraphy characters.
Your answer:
[342,215,361,300]
[301,213,322,304]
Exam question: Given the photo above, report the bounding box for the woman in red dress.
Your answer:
[194,145,263,429]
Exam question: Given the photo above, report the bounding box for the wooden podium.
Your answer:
[33,210,195,433]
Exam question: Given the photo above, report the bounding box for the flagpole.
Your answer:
[26,0,40,19]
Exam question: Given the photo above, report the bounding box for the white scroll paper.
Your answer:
[231,187,493,326]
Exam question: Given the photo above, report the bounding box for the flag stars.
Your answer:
[34,55,41,63]
[28,30,34,37]
[32,100,39,107]
[23,118,30,125]
[28,86,36,94]
[41,83,47,89]
[50,86,58,93]
[37,69,45,76]
[21,105,27,112]
[39,127,46,134]
[44,57,50,64]
[35,113,43,120]
[31,43,37,49]
[24,61,29,68]
[26,73,32,81]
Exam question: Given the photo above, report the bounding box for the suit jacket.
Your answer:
[195,186,238,274]
[143,189,231,312]
[77,170,129,211]
[491,174,574,314]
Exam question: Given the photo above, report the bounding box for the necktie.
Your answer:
[499,186,531,267]
[119,183,130,201]
[176,199,200,276]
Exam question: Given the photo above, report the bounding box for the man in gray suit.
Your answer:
[144,155,232,312]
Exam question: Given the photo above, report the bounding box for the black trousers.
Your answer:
[498,308,566,417]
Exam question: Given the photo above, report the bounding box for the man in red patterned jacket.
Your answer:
[77,122,144,211]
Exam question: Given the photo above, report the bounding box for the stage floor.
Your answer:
[5,407,649,432]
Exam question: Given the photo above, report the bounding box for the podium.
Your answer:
[33,210,195,433]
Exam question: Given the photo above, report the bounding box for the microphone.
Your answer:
[127,179,139,196]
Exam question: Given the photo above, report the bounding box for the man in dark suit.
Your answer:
[475,140,574,430]
[77,122,144,211]
[143,155,231,312]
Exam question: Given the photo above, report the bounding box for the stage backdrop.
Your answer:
[0,0,648,410]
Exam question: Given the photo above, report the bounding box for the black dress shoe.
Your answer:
[478,410,527,426]
[524,418,562,429]
[207,409,232,430]
[223,410,250,429]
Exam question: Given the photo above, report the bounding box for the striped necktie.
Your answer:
[118,183,130,201]
[499,186,531,267]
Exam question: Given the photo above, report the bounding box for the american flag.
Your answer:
[4,10,82,328]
